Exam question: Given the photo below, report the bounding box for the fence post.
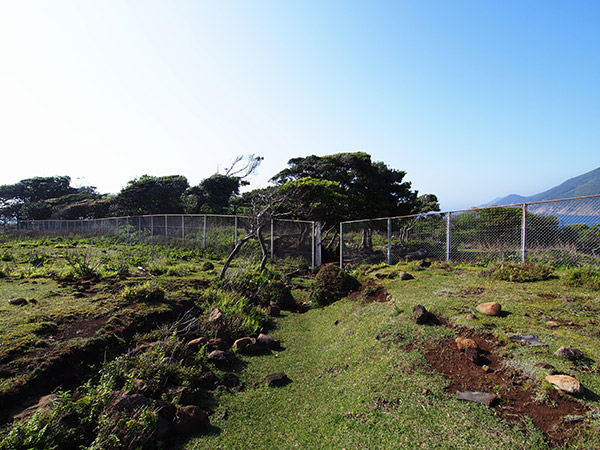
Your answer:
[316,222,322,267]
[181,215,185,241]
[521,204,527,263]
[446,212,452,262]
[138,216,141,241]
[387,218,392,265]
[339,222,344,268]
[311,222,315,268]
[270,219,274,262]
[234,216,238,246]
[164,215,168,240]
[202,215,207,250]
[151,216,154,240]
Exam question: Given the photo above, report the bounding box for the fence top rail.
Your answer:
[340,194,600,225]
[21,214,251,223]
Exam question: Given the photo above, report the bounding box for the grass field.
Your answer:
[1,235,600,449]
[177,262,600,450]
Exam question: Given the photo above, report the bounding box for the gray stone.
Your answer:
[8,298,27,306]
[456,391,496,406]
[257,333,282,350]
[266,372,290,387]
[412,304,430,324]
[399,271,415,281]
[207,350,236,366]
[555,346,584,361]
[509,334,546,347]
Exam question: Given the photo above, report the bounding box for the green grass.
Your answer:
[176,261,600,450]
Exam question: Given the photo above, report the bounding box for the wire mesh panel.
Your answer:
[272,219,315,266]
[527,196,600,267]
[450,207,523,263]
[391,213,447,264]
[341,219,389,267]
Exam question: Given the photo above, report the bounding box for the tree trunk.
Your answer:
[219,233,254,280]
[257,224,269,271]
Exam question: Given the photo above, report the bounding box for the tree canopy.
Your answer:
[270,152,439,225]
[111,175,190,216]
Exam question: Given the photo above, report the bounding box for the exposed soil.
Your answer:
[0,298,197,425]
[349,279,390,304]
[423,321,587,447]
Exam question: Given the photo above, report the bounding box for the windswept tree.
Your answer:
[111,175,190,216]
[185,155,263,214]
[0,176,100,222]
[270,152,439,250]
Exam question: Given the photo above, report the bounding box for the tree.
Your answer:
[270,152,439,250]
[111,175,189,216]
[184,174,243,214]
[0,176,100,222]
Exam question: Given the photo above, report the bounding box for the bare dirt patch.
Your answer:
[423,322,586,447]
[349,279,390,304]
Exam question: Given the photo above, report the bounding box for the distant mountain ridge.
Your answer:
[488,167,600,206]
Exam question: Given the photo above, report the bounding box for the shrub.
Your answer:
[258,280,296,310]
[121,281,166,304]
[483,262,553,282]
[64,249,100,278]
[201,261,215,271]
[309,265,359,306]
[564,268,600,290]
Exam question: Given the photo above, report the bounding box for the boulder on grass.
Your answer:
[546,375,583,395]
[476,302,502,316]
[555,346,585,362]
[173,405,210,434]
[257,333,282,350]
[412,304,431,324]
[455,337,478,351]
[207,350,236,367]
[266,372,290,387]
[399,271,414,281]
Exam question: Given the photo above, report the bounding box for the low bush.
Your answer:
[309,265,359,306]
[258,280,296,310]
[483,262,553,282]
[121,281,166,304]
[563,268,600,290]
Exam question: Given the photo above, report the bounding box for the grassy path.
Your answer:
[176,290,551,450]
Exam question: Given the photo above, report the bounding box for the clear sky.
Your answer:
[1,0,598,211]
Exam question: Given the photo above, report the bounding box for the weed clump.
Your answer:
[121,281,166,304]
[483,262,553,282]
[310,265,359,306]
[200,289,267,339]
[563,268,600,290]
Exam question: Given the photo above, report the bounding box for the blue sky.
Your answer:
[1,1,598,211]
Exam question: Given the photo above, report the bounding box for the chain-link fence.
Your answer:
[340,195,600,268]
[15,214,322,267]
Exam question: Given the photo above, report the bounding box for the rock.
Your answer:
[555,346,585,361]
[399,271,415,281]
[208,308,223,322]
[509,334,546,347]
[546,375,583,395]
[535,362,555,370]
[267,304,281,317]
[198,371,219,388]
[186,337,207,350]
[266,372,290,387]
[165,386,187,403]
[456,391,496,406]
[13,394,57,420]
[412,304,430,324]
[8,298,27,306]
[232,337,253,352]
[207,350,236,367]
[482,365,491,373]
[108,391,151,413]
[416,260,431,268]
[207,337,230,351]
[546,320,560,328]
[133,379,148,392]
[156,400,177,440]
[455,337,478,351]
[476,302,502,316]
[467,313,478,320]
[173,405,210,434]
[220,373,240,388]
[257,333,282,350]
[464,347,483,366]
